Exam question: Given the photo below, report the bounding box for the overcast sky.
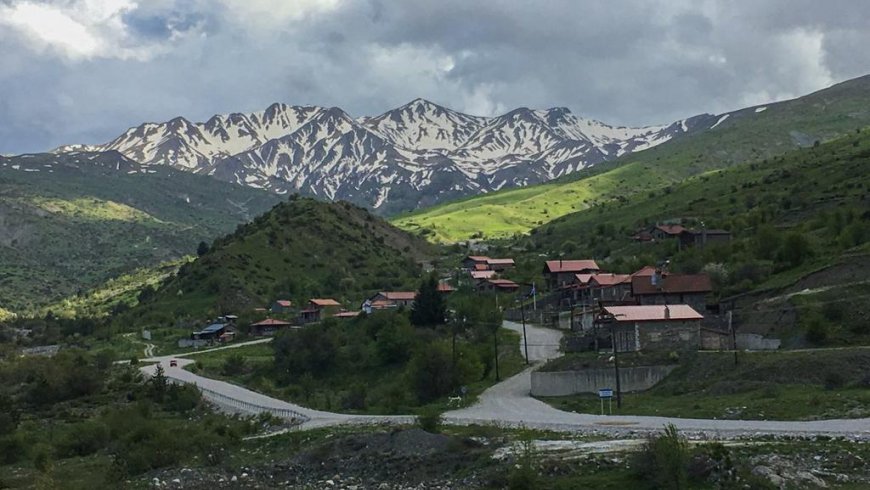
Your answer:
[1,0,869,154]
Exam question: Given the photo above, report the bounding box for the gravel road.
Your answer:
[140,324,870,439]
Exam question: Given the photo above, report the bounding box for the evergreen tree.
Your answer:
[410,275,446,327]
[196,241,210,257]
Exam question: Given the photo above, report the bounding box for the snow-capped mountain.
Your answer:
[54,99,716,214]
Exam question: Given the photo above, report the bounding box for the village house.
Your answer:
[475,278,520,293]
[631,273,713,313]
[543,259,601,289]
[249,318,293,336]
[299,298,342,324]
[485,258,516,272]
[650,223,686,241]
[333,310,361,319]
[462,255,516,272]
[598,304,703,352]
[679,228,732,248]
[270,300,293,314]
[462,255,491,270]
[437,282,456,294]
[470,270,498,281]
[368,291,417,308]
[587,273,633,303]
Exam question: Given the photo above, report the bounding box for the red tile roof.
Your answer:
[485,279,520,289]
[603,305,703,322]
[631,274,713,295]
[471,270,497,280]
[310,298,341,307]
[631,266,657,277]
[655,224,686,236]
[589,274,631,287]
[574,273,596,285]
[274,300,292,307]
[474,263,490,271]
[544,260,600,273]
[250,318,292,327]
[436,283,455,292]
[379,291,417,301]
[486,258,515,266]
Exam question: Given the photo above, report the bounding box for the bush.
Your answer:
[824,372,846,391]
[632,424,689,489]
[417,407,442,433]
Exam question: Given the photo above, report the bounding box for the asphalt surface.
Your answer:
[141,322,870,438]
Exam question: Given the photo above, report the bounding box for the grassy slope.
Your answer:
[393,75,870,242]
[541,348,870,420]
[124,197,433,328]
[0,152,282,312]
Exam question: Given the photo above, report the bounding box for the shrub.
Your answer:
[632,424,689,489]
[824,372,846,391]
[417,407,442,433]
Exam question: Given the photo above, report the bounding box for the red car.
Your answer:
[169,359,178,367]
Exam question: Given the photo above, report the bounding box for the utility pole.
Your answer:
[521,301,529,365]
[611,320,622,409]
[493,326,501,381]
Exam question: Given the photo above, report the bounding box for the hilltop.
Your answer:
[126,197,433,326]
[394,75,870,242]
[0,152,283,312]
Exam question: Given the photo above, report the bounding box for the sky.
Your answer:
[1,0,869,154]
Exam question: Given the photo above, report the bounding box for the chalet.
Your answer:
[462,255,515,272]
[679,229,732,248]
[470,270,497,281]
[598,304,703,352]
[631,273,713,313]
[543,259,600,289]
[192,323,226,341]
[587,274,633,303]
[437,282,456,294]
[462,256,491,270]
[486,258,515,272]
[650,224,686,241]
[476,278,520,293]
[250,318,293,336]
[368,291,417,308]
[299,298,342,324]
[270,300,293,314]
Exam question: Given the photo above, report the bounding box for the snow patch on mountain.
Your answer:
[53,100,716,214]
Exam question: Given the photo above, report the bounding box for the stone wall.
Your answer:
[531,365,677,397]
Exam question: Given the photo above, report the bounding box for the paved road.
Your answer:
[140,324,870,438]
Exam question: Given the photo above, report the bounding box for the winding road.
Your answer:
[141,321,870,438]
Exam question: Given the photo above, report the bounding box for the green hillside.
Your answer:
[394,75,870,242]
[125,197,433,328]
[0,152,283,313]
[523,129,870,346]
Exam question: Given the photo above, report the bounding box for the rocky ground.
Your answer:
[141,428,870,489]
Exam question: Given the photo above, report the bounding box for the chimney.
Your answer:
[664,305,671,320]
[652,270,661,288]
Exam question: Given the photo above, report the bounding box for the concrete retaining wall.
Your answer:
[531,365,677,397]
[736,333,781,350]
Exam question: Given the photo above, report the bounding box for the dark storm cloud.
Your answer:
[0,0,868,154]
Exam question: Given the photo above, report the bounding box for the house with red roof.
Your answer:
[631,273,713,313]
[470,270,498,281]
[597,304,703,352]
[587,273,633,302]
[543,259,600,289]
[650,223,686,241]
[475,278,520,293]
[368,291,418,308]
[299,298,342,324]
[462,255,491,270]
[250,318,294,336]
[270,299,293,314]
